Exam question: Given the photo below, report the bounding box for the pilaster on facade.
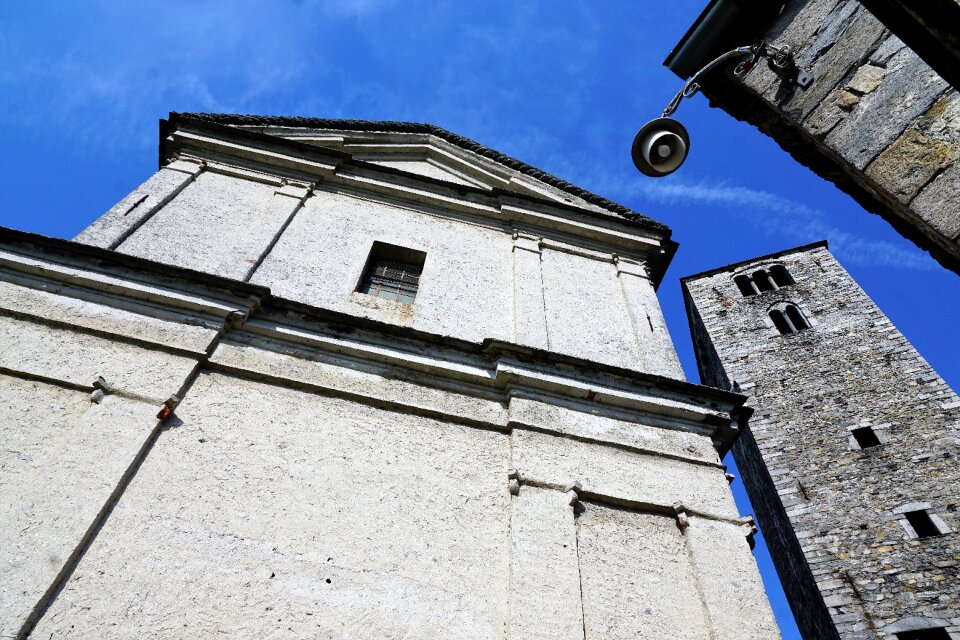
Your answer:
[511,229,549,350]
[75,157,205,250]
[615,255,684,379]
[508,483,584,640]
[242,179,316,282]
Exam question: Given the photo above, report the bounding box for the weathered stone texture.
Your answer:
[0,381,157,638]
[509,486,583,640]
[34,373,513,639]
[512,429,739,521]
[684,243,960,639]
[913,163,960,239]
[0,276,218,354]
[540,247,642,371]
[684,514,783,639]
[507,396,718,461]
[74,159,204,250]
[826,47,949,170]
[576,504,710,640]
[864,128,957,201]
[686,0,960,274]
[0,314,197,402]
[117,171,284,280]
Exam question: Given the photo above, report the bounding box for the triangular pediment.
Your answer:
[172,114,666,233]
[279,129,591,207]
[362,154,484,188]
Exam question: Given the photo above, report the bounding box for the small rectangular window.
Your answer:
[357,241,426,304]
[897,628,950,640]
[851,426,881,448]
[904,510,944,539]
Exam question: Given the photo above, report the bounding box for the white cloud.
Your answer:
[621,177,938,271]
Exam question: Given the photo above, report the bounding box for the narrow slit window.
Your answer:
[904,510,944,539]
[897,628,951,640]
[851,426,881,449]
[357,242,426,304]
[770,264,795,287]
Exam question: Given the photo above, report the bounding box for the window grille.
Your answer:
[357,242,426,304]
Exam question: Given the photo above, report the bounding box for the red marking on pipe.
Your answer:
[585,390,597,401]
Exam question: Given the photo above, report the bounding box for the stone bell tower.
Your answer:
[683,241,960,640]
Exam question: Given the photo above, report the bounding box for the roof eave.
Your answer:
[665,0,787,79]
[679,240,829,282]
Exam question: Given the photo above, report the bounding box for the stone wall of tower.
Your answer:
[683,242,960,639]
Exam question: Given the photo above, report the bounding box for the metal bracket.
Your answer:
[508,469,523,496]
[157,394,182,420]
[662,41,814,118]
[760,44,813,88]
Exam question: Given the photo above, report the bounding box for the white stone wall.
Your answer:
[75,126,684,378]
[0,235,779,639]
[34,373,513,639]
[251,188,516,345]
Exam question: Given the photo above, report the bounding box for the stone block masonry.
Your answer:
[683,241,960,639]
[668,0,960,275]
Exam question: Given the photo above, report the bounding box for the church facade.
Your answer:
[0,114,779,638]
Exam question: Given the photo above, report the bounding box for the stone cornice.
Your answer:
[0,226,748,456]
[162,114,678,287]
[172,112,668,230]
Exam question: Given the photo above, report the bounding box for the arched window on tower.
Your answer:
[735,274,757,296]
[770,304,810,335]
[734,265,795,298]
[785,304,809,331]
[770,264,794,287]
[769,309,792,334]
[753,269,775,292]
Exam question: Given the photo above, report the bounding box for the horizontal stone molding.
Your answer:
[0,229,748,458]
[166,124,666,267]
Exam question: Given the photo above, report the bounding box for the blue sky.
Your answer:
[2,2,957,636]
